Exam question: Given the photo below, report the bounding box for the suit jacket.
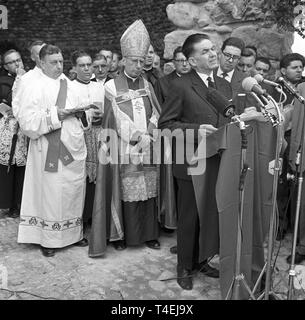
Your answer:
[154,71,180,106]
[158,69,232,180]
[142,67,164,89]
[213,68,256,114]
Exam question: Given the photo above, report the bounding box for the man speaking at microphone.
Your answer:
[158,33,232,290]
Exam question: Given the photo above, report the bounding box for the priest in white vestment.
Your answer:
[70,50,104,230]
[13,44,98,257]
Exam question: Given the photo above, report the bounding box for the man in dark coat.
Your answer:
[154,46,191,106]
[0,49,27,218]
[213,37,247,114]
[158,33,232,290]
[142,44,163,88]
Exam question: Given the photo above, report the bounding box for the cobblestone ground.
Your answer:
[0,209,304,300]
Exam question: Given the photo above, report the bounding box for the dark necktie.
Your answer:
[222,72,228,80]
[207,76,215,89]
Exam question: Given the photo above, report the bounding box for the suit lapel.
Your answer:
[214,75,232,100]
[190,70,218,115]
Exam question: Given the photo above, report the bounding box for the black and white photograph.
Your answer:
[1,0,305,308]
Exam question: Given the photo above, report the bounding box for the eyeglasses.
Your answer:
[93,64,108,68]
[222,51,240,61]
[4,58,22,65]
[174,59,189,64]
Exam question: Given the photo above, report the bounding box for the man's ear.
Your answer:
[188,56,196,68]
[280,68,286,77]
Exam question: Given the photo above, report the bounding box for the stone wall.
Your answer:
[164,0,294,62]
[0,0,174,72]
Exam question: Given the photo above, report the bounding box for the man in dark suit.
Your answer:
[142,44,163,88]
[154,46,191,105]
[214,37,247,114]
[91,53,112,84]
[158,33,232,290]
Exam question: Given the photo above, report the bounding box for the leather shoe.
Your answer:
[41,246,55,257]
[198,262,219,278]
[286,252,305,264]
[145,240,160,249]
[112,240,126,251]
[177,266,193,290]
[170,245,177,254]
[74,238,88,247]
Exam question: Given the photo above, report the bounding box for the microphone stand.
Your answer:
[225,117,256,300]
[262,95,284,300]
[287,97,305,300]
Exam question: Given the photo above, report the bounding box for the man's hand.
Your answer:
[91,108,103,121]
[199,124,218,136]
[57,108,75,121]
[86,107,102,123]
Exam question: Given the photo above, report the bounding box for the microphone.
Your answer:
[278,77,305,104]
[206,88,236,118]
[242,77,271,100]
[253,74,282,89]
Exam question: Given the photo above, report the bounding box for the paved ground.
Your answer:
[0,209,304,300]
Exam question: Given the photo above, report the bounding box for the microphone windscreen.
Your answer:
[253,74,264,83]
[242,77,258,92]
[206,88,235,118]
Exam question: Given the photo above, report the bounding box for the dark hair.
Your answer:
[2,49,20,64]
[255,56,271,69]
[71,50,91,66]
[112,51,122,60]
[182,33,210,59]
[280,53,305,69]
[28,40,45,52]
[173,46,184,60]
[92,53,107,63]
[245,45,257,56]
[241,47,256,58]
[39,44,61,60]
[221,37,245,53]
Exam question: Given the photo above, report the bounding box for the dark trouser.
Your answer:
[0,164,25,209]
[277,130,292,233]
[83,178,95,224]
[176,178,200,270]
[122,198,159,246]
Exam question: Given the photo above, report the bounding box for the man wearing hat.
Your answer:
[89,20,161,256]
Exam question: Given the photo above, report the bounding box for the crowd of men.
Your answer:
[1,19,305,299]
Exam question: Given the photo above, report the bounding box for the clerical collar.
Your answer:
[143,66,153,72]
[76,78,91,85]
[124,70,138,82]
